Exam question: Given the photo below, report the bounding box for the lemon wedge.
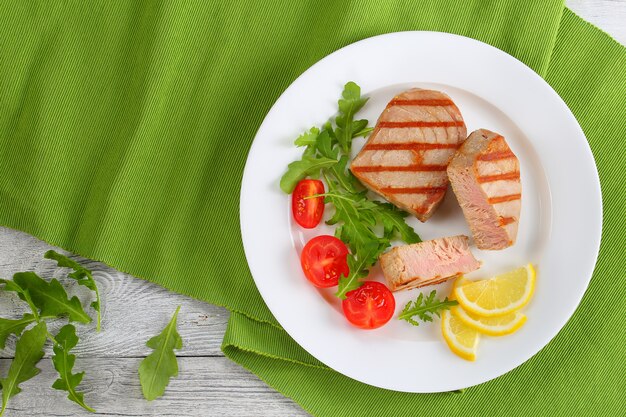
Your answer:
[454,264,536,317]
[441,309,480,361]
[450,304,526,336]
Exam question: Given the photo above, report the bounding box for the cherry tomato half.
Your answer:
[300,235,349,288]
[342,281,395,329]
[292,179,325,228]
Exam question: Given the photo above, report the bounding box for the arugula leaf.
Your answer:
[398,291,458,326]
[44,250,102,331]
[315,129,338,159]
[335,242,384,299]
[138,306,183,401]
[279,155,337,194]
[0,314,37,349]
[322,188,420,250]
[0,322,47,416]
[350,119,368,137]
[51,324,95,412]
[12,272,91,324]
[294,127,320,147]
[328,155,361,193]
[335,82,369,152]
[0,279,41,321]
[323,183,420,298]
[353,126,374,138]
[315,131,360,193]
[371,201,421,244]
[325,190,377,252]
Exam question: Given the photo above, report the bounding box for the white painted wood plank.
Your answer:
[567,0,626,45]
[0,227,228,359]
[0,356,309,417]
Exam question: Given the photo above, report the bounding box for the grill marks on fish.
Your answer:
[487,194,522,204]
[350,88,467,221]
[476,150,516,161]
[447,129,522,250]
[378,121,464,128]
[387,98,454,107]
[499,216,516,226]
[351,165,447,172]
[363,143,458,151]
[476,171,521,183]
[379,186,447,194]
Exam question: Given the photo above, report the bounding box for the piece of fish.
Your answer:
[350,88,467,222]
[379,235,481,292]
[447,129,521,250]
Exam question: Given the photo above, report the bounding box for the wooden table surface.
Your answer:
[1,1,624,416]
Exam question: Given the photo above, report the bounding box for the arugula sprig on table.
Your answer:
[0,251,186,414]
[0,322,47,416]
[44,250,102,332]
[138,306,183,401]
[0,251,97,415]
[51,324,95,412]
[399,290,458,326]
[280,82,421,299]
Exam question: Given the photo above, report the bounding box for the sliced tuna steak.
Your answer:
[447,129,521,250]
[379,235,480,292]
[350,88,467,222]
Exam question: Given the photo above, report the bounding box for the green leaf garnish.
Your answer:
[44,250,102,331]
[294,127,320,147]
[279,155,337,194]
[0,314,37,349]
[352,126,374,138]
[335,82,369,152]
[0,252,102,413]
[370,201,421,244]
[138,306,183,401]
[0,279,41,321]
[51,324,95,412]
[12,272,91,324]
[0,322,47,416]
[336,241,383,299]
[399,291,458,326]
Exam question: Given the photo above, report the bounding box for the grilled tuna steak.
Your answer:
[379,235,480,292]
[350,89,467,222]
[447,129,521,250]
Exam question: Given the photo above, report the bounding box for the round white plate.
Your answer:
[240,32,602,393]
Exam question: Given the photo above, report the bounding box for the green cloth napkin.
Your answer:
[1,1,624,415]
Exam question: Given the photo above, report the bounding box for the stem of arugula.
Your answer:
[398,300,458,321]
[46,331,59,345]
[23,298,59,344]
[304,192,353,202]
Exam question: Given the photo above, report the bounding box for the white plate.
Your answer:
[240,32,602,393]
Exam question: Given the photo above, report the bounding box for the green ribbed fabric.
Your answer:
[1,1,624,415]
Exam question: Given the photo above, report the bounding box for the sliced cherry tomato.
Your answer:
[342,281,395,329]
[292,179,325,229]
[300,235,349,288]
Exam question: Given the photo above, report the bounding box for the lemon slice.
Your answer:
[454,264,536,317]
[452,275,468,291]
[450,304,526,336]
[441,309,480,361]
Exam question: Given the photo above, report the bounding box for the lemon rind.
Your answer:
[441,311,479,361]
[453,264,536,317]
[451,306,527,336]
